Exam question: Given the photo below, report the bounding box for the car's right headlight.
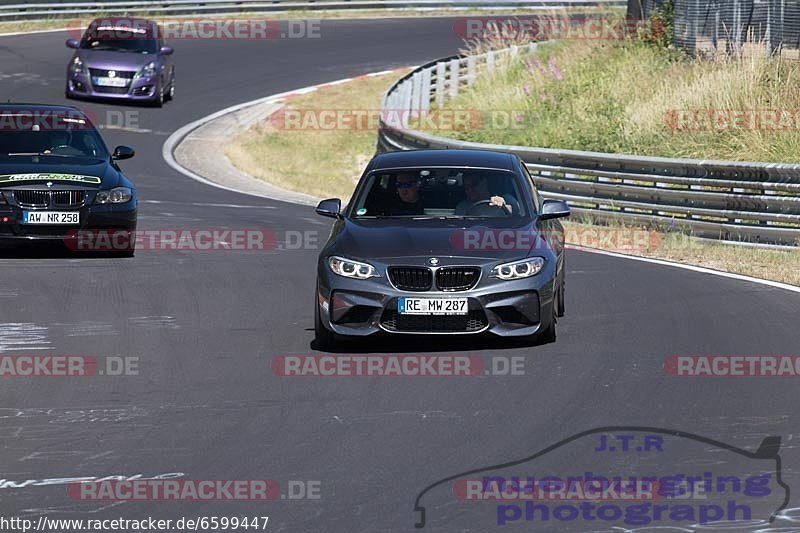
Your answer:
[70,57,85,75]
[94,187,132,204]
[328,256,379,279]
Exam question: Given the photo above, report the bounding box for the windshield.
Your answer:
[80,26,159,53]
[350,167,528,219]
[0,113,108,160]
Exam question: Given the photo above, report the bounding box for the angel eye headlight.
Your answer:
[328,256,379,279]
[491,257,545,280]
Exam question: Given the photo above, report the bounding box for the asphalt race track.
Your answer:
[1,17,799,533]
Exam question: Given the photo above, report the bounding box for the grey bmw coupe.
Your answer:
[314,149,570,348]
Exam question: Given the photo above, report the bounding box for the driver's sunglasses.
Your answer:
[395,181,417,189]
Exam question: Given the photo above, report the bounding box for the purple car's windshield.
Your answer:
[351,167,527,218]
[80,29,159,54]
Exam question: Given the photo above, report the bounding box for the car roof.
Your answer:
[370,149,517,171]
[0,104,85,114]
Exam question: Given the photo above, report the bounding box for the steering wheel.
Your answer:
[466,199,512,217]
[48,145,84,156]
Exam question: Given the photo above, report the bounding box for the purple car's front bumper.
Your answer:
[66,69,161,103]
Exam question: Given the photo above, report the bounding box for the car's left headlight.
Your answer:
[135,61,158,80]
[94,187,132,204]
[491,257,545,280]
[328,256,379,279]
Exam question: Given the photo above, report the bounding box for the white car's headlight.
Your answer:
[70,57,85,75]
[328,256,379,279]
[95,187,133,204]
[135,61,158,79]
[491,257,545,280]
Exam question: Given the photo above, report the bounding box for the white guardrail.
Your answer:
[0,0,626,21]
[377,42,800,246]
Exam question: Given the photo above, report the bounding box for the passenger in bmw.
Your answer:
[392,172,424,216]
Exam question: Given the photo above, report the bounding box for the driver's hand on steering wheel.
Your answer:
[489,196,506,207]
[489,195,513,214]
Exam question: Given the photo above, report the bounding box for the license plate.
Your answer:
[93,77,128,87]
[22,211,80,225]
[398,297,468,315]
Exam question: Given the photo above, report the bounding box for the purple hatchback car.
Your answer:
[65,18,175,107]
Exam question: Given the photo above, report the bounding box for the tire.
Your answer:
[535,281,559,344]
[536,314,557,344]
[557,273,565,318]
[151,85,164,108]
[314,292,336,350]
[164,75,174,102]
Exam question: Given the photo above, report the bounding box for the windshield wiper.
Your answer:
[6,152,78,158]
[89,46,131,52]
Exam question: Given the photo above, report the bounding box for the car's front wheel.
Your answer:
[164,74,175,102]
[151,84,164,108]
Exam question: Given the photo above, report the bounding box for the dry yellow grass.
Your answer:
[225,71,410,201]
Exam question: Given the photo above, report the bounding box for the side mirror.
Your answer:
[112,145,135,160]
[316,198,342,219]
[539,199,570,220]
[66,39,79,49]
[159,45,174,55]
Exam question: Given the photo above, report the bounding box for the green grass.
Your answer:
[444,38,800,163]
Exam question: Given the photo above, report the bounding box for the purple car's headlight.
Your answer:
[135,61,157,80]
[70,57,85,75]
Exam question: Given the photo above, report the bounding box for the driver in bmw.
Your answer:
[42,131,72,154]
[455,173,518,216]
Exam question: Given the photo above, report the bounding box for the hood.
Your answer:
[332,218,549,263]
[76,49,153,71]
[0,158,118,189]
